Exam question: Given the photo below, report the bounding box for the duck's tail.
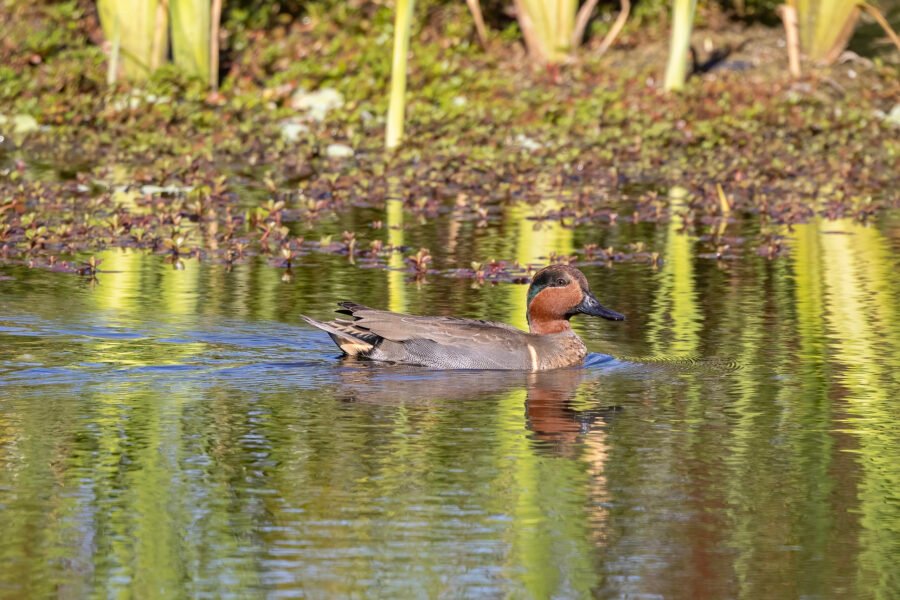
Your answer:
[301,314,380,357]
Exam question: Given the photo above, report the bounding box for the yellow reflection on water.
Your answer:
[387,199,407,314]
[88,249,207,366]
[502,202,574,330]
[499,375,599,598]
[93,248,144,315]
[646,187,701,357]
[815,218,900,599]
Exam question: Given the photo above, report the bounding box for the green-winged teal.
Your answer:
[302,265,625,371]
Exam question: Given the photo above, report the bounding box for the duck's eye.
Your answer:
[555,278,567,286]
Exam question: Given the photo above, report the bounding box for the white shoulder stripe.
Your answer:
[526,343,539,371]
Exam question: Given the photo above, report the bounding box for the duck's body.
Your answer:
[303,265,624,371]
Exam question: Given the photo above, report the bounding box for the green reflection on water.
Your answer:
[387,198,407,314]
[0,206,898,598]
[817,220,900,599]
[504,200,574,330]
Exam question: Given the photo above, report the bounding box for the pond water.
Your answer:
[1,208,899,598]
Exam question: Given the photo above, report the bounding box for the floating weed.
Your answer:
[407,248,432,276]
[77,255,100,278]
[163,235,187,257]
[342,231,357,257]
[2,22,898,281]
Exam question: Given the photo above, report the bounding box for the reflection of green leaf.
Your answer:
[646,187,700,357]
[387,198,406,313]
[504,200,573,330]
[818,219,900,599]
[498,388,597,597]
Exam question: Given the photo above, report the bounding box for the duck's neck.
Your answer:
[527,315,572,335]
[527,287,577,335]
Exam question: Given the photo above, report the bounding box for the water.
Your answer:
[1,213,899,598]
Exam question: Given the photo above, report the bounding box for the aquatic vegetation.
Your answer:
[170,0,214,87]
[97,0,220,85]
[0,1,898,284]
[792,0,900,64]
[406,247,432,277]
[77,255,100,277]
[664,0,698,91]
[97,0,167,81]
[514,0,578,63]
[385,0,415,149]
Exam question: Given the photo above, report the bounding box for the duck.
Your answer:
[302,264,625,371]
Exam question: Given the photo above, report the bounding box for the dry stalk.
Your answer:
[513,0,548,63]
[777,3,801,78]
[151,0,168,71]
[210,0,222,89]
[595,0,631,56]
[465,0,489,49]
[858,2,900,53]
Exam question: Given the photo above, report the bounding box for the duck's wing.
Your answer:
[304,302,532,369]
[301,312,380,356]
[334,301,522,341]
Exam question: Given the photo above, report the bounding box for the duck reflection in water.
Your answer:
[332,362,619,457]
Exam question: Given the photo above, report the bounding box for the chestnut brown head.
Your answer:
[526,265,624,334]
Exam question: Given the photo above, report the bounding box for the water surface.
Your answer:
[1,214,899,598]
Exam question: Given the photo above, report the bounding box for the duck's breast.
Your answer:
[529,331,587,370]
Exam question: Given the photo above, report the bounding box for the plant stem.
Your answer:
[107,33,120,85]
[663,0,697,91]
[170,0,211,84]
[778,3,802,78]
[151,0,168,71]
[594,0,631,56]
[858,2,900,53]
[465,0,489,49]
[386,0,415,150]
[210,0,222,90]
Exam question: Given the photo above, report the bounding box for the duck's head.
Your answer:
[526,265,625,335]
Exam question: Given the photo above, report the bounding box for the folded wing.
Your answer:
[302,302,532,369]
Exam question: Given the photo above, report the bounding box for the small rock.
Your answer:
[280,120,309,143]
[325,143,354,158]
[514,134,542,151]
[0,113,40,137]
[139,184,194,196]
[290,88,344,121]
[885,104,900,127]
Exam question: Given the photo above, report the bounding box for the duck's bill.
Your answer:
[575,292,626,321]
